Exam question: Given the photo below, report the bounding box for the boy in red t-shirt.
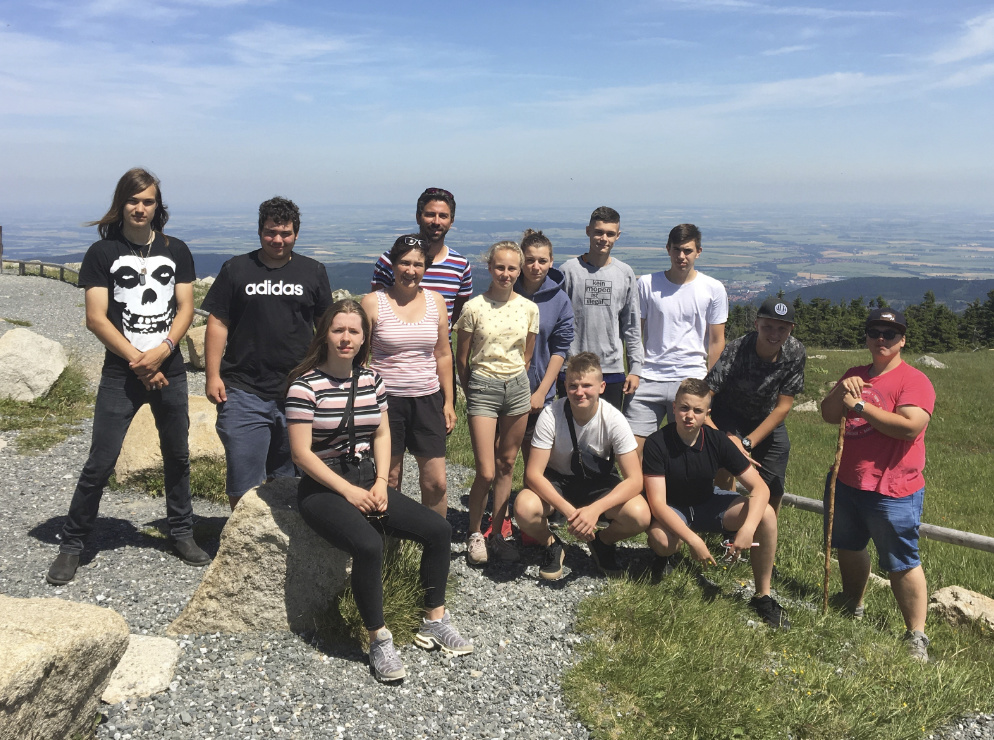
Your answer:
[821,308,935,662]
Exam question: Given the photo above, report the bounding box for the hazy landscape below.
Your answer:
[3,205,994,304]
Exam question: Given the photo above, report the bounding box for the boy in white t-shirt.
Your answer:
[514,353,650,579]
[625,223,728,457]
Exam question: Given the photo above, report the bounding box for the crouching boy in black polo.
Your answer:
[643,378,789,629]
[514,353,650,580]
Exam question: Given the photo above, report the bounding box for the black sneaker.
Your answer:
[46,552,80,585]
[650,554,674,582]
[750,594,791,631]
[588,533,622,578]
[539,538,565,580]
[174,538,211,566]
[548,510,567,530]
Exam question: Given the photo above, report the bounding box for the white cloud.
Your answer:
[931,10,994,64]
[727,71,908,110]
[931,62,994,89]
[761,44,814,56]
[665,0,895,21]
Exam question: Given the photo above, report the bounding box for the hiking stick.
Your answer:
[823,414,847,614]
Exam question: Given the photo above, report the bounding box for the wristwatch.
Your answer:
[853,401,865,415]
[740,437,753,452]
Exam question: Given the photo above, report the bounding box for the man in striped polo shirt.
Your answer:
[370,187,473,329]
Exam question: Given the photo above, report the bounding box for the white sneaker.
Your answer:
[466,532,488,566]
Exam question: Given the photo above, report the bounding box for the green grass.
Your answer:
[565,349,994,739]
[0,363,94,453]
[123,457,228,506]
[566,567,994,740]
[328,538,431,649]
[2,261,79,285]
[1,316,32,326]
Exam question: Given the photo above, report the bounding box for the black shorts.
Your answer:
[387,391,447,459]
[709,413,790,499]
[545,468,622,509]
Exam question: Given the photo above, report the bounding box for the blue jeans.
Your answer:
[59,370,194,554]
[215,386,295,498]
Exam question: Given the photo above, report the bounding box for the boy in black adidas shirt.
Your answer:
[643,378,789,629]
[202,197,332,510]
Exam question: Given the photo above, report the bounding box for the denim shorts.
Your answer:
[624,378,683,437]
[824,476,924,573]
[669,489,742,534]
[466,371,531,418]
[710,413,791,500]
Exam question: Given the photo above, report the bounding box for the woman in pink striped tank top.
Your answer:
[361,235,455,517]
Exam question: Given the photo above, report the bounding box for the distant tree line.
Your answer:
[727,290,994,353]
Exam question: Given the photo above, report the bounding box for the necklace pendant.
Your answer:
[139,272,146,286]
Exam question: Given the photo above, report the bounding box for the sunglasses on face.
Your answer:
[866,328,901,340]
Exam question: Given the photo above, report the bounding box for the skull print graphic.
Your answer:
[110,255,177,351]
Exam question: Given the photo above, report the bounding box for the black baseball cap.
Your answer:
[756,297,795,324]
[865,307,907,333]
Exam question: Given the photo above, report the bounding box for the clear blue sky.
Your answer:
[1,1,993,215]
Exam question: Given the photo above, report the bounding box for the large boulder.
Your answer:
[167,478,350,637]
[0,595,130,740]
[115,395,224,482]
[101,635,181,705]
[183,325,207,370]
[0,328,67,402]
[916,355,947,369]
[929,586,994,630]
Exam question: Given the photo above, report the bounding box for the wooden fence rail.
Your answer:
[782,493,994,555]
[2,258,209,318]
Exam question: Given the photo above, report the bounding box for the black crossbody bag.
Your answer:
[563,401,617,481]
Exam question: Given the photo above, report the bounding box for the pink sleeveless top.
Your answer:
[369,289,441,397]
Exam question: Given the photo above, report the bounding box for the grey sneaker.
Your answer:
[903,629,930,663]
[829,592,865,620]
[488,532,520,562]
[369,628,406,682]
[466,532,488,566]
[414,610,474,655]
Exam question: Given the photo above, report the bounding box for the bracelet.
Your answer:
[163,337,176,353]
[376,476,388,483]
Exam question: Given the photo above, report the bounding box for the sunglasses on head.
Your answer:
[866,328,901,340]
[420,187,453,200]
[401,236,423,247]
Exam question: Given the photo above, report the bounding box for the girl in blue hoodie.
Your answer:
[514,229,575,464]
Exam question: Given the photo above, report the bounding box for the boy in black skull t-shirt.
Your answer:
[47,168,210,587]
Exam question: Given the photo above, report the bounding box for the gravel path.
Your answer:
[1,274,605,740]
[2,274,990,740]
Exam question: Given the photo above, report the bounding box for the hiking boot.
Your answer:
[466,532,488,566]
[829,592,865,620]
[750,594,791,631]
[588,533,622,578]
[903,629,930,663]
[46,552,80,585]
[650,554,674,582]
[414,610,473,655]
[174,538,211,566]
[539,537,566,580]
[369,628,406,682]
[488,533,520,562]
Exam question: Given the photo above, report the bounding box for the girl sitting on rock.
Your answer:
[286,299,472,683]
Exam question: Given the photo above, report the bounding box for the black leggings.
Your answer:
[297,459,452,631]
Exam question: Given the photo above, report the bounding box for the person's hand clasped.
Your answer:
[130,343,170,380]
[369,478,389,513]
[567,506,599,542]
[345,484,380,515]
[142,371,169,391]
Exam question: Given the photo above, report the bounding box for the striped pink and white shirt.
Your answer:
[285,367,387,462]
[369,290,441,398]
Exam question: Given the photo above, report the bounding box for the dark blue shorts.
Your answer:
[670,489,742,534]
[824,476,923,573]
[215,386,295,498]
